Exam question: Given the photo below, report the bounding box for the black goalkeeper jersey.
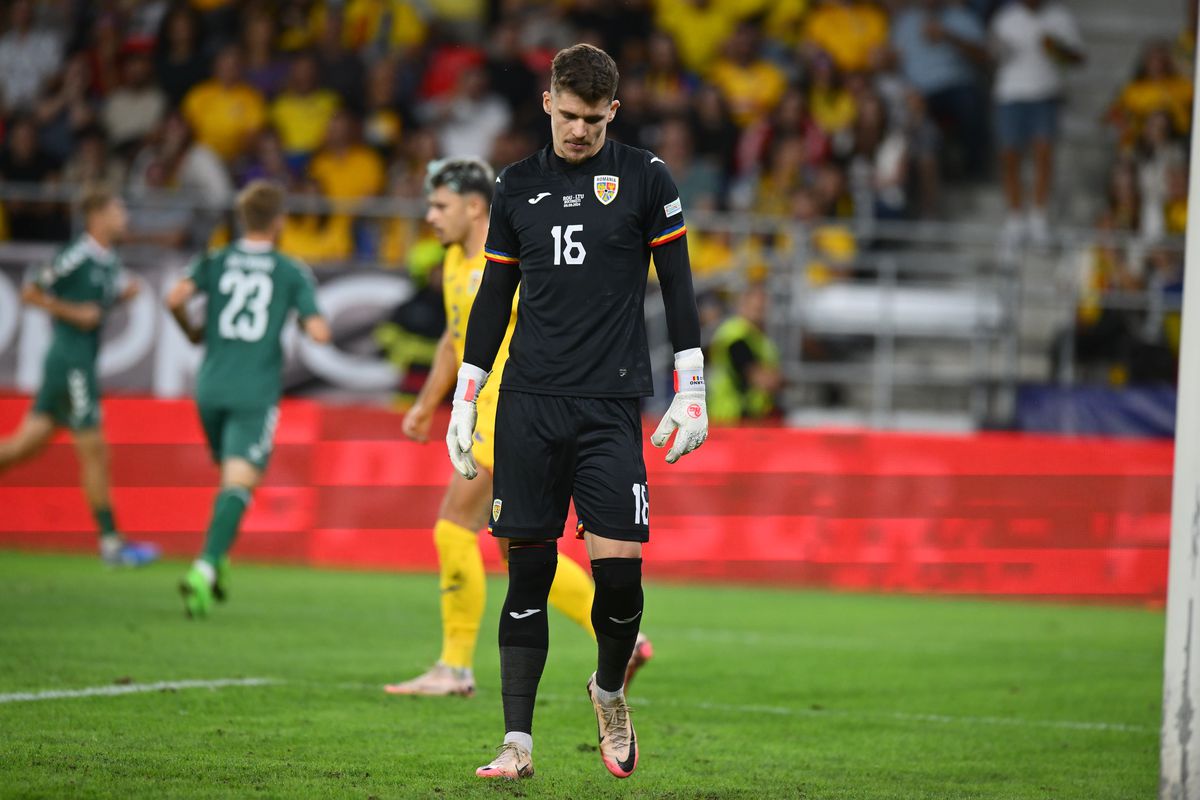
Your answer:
[483,140,687,398]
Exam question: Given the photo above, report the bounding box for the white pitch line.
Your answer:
[0,677,278,704]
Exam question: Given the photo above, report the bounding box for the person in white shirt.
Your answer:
[0,0,62,113]
[990,0,1084,247]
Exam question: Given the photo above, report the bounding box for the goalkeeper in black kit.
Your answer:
[446,43,708,780]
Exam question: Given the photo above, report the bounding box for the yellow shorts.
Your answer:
[473,390,498,473]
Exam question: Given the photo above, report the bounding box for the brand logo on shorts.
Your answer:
[687,403,703,419]
[594,174,619,205]
[492,499,503,522]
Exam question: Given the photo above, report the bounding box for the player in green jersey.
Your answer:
[0,187,159,567]
[165,179,331,618]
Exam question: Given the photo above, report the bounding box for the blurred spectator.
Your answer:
[101,49,166,156]
[709,20,787,128]
[155,5,209,108]
[314,10,368,113]
[752,135,808,216]
[990,0,1084,248]
[688,84,740,181]
[889,0,989,180]
[653,0,738,75]
[1106,159,1141,234]
[1108,41,1193,148]
[640,32,700,117]
[34,53,97,165]
[279,178,354,263]
[807,52,857,144]
[237,128,296,188]
[607,77,657,150]
[707,283,782,424]
[0,116,66,242]
[1137,111,1186,241]
[182,45,267,163]
[270,52,341,168]
[849,90,910,219]
[125,157,192,249]
[84,12,123,98]
[336,0,428,54]
[656,118,720,211]
[0,0,62,114]
[62,125,126,189]
[309,110,385,204]
[363,59,404,158]
[419,66,510,161]
[242,7,290,98]
[1164,160,1188,236]
[129,113,233,244]
[803,0,890,74]
[741,88,832,185]
[486,19,540,122]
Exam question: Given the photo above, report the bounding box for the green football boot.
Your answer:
[179,564,215,619]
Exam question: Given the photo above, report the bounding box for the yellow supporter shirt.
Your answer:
[182,81,266,162]
[1116,77,1194,135]
[653,0,739,75]
[709,58,787,127]
[308,145,386,200]
[270,90,341,155]
[442,242,518,414]
[803,2,888,73]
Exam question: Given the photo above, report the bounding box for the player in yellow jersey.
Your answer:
[385,157,653,697]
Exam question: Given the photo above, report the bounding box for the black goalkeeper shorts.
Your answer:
[489,389,650,543]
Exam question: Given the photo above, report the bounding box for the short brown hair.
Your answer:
[237,179,285,233]
[551,43,619,104]
[80,185,117,218]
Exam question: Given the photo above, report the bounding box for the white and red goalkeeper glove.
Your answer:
[651,348,708,464]
[446,362,487,479]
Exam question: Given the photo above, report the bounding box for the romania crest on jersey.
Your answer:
[492,499,503,522]
[594,175,619,205]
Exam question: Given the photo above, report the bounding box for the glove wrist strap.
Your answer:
[674,367,705,394]
[454,363,487,404]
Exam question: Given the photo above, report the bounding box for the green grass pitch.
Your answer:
[0,552,1163,799]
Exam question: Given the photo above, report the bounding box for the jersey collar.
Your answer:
[546,139,611,174]
[236,238,274,253]
[82,233,115,262]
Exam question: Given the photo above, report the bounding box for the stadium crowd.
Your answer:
[0,0,1160,260]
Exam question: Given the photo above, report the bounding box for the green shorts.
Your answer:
[198,404,280,470]
[34,359,101,431]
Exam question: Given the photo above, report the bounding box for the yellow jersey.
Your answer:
[442,243,517,411]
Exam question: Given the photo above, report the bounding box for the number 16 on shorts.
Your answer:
[632,483,649,526]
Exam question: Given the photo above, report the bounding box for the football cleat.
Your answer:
[179,565,214,619]
[475,742,534,779]
[384,663,475,697]
[586,673,638,778]
[212,557,231,603]
[624,632,654,693]
[100,536,160,568]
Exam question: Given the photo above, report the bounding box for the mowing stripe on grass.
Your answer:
[0,677,278,704]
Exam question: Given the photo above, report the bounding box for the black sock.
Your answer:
[498,540,558,734]
[591,557,644,692]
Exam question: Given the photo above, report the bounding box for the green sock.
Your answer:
[94,507,117,538]
[201,488,251,566]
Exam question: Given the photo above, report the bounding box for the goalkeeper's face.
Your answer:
[425,186,471,247]
[544,89,619,164]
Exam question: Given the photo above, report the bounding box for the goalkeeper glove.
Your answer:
[651,348,708,464]
[446,363,487,479]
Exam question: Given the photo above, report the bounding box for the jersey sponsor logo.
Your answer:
[563,193,584,208]
[492,498,503,522]
[594,175,619,205]
[528,192,551,204]
[664,197,682,218]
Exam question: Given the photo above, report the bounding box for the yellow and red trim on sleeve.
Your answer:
[484,247,519,265]
[649,221,687,248]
